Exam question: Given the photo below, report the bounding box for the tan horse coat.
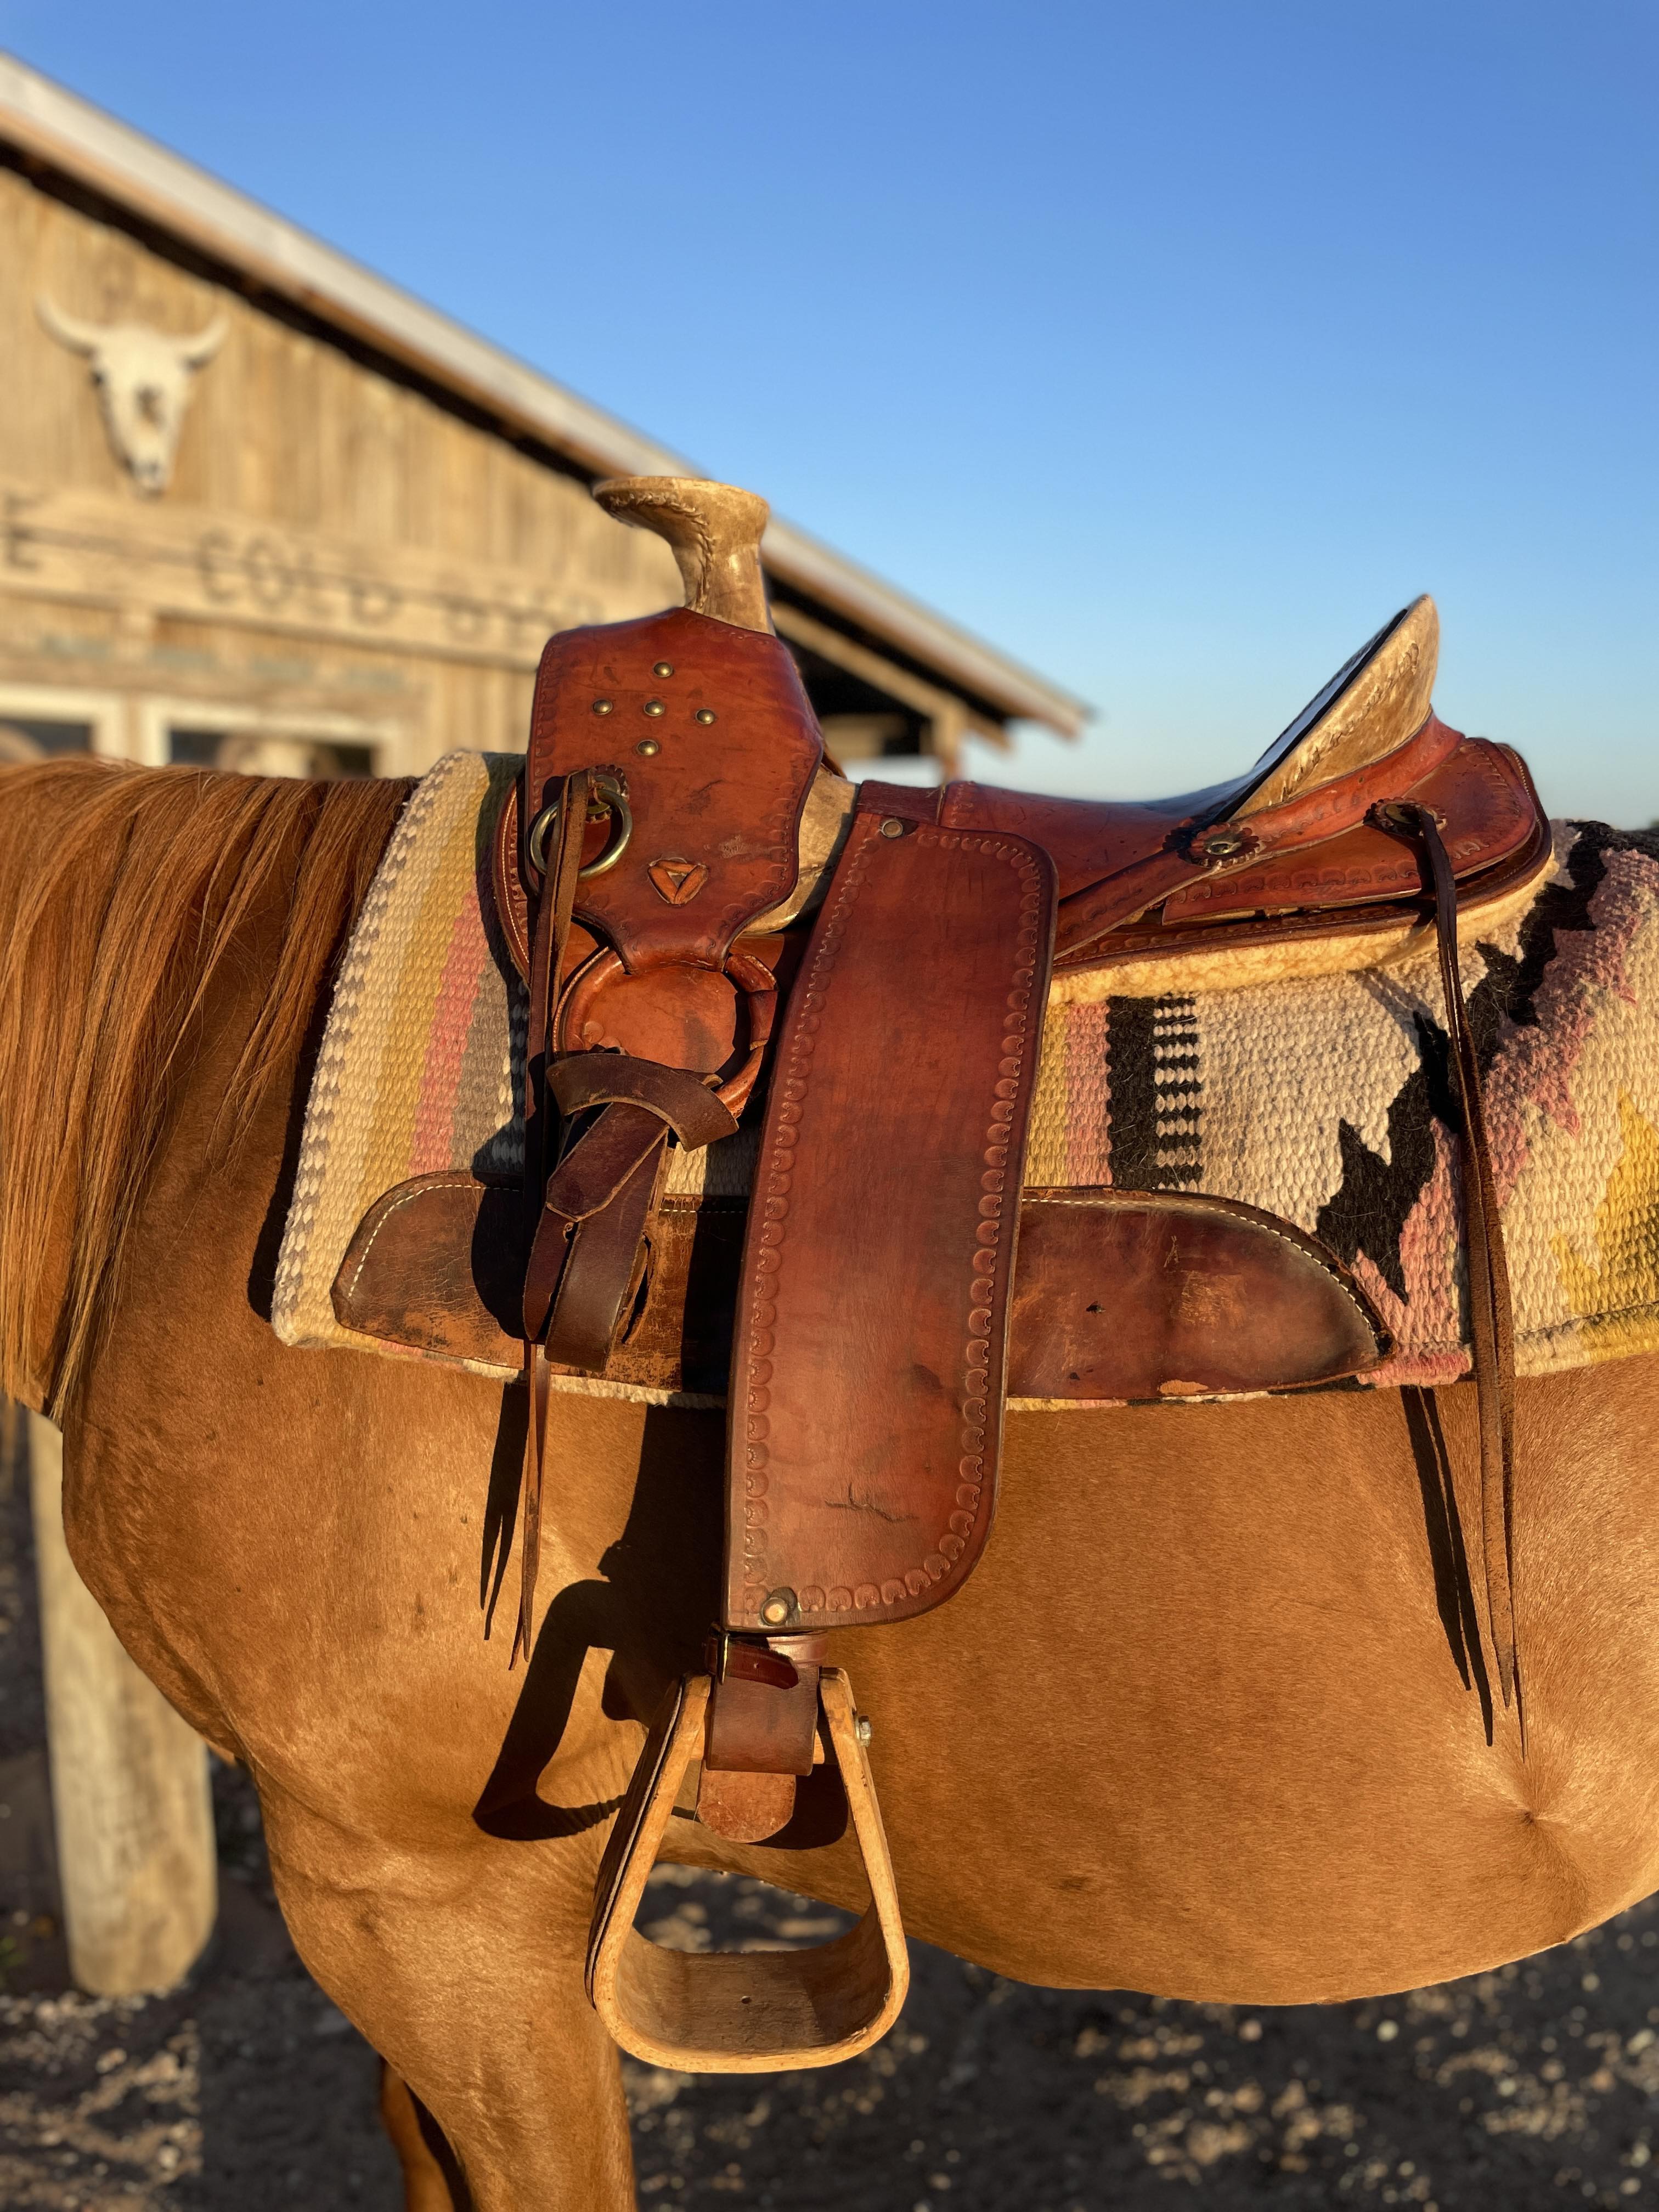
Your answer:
[4,759,1659,2210]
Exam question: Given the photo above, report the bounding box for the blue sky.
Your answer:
[4,3,1653,818]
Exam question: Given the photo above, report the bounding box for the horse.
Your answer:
[3,751,1659,2211]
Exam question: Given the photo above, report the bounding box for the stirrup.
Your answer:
[585,1668,909,2071]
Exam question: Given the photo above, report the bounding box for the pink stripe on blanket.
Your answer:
[411,894,492,1174]
[1359,1125,1469,1389]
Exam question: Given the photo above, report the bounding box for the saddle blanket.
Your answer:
[272,751,1659,1404]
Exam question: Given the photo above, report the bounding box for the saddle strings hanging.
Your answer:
[1372,800,1520,1717]
[513,769,594,1668]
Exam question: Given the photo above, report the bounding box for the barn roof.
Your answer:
[0,52,1088,742]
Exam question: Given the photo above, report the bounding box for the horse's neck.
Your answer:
[0,761,407,1419]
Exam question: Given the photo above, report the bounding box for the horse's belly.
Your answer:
[750,1369,1659,2002]
[893,1752,1649,2006]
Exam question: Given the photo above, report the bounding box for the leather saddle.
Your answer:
[335,476,1548,2073]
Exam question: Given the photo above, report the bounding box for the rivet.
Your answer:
[760,1588,795,1627]
[695,707,717,726]
[879,816,906,839]
[855,1714,873,1746]
[636,738,660,757]
[652,661,675,679]
[643,699,666,718]
[591,698,613,715]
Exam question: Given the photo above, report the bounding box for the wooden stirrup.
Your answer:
[585,1669,909,2072]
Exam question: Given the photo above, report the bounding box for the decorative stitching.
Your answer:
[733,814,879,1619]
[737,820,1049,1623]
[918,828,1046,1602]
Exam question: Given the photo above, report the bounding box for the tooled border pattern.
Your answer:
[735,820,1047,1627]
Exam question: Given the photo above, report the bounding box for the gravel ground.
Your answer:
[5,1408,1659,2210]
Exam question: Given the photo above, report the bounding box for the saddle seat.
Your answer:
[489,585,1546,1015]
[334,476,1548,2075]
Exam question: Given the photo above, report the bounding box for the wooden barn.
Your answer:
[0,56,1085,785]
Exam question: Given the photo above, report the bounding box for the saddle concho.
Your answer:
[335,473,1552,2073]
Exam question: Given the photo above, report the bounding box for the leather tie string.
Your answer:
[1371,800,1520,1717]
[514,769,593,1667]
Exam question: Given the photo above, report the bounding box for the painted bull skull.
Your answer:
[37,296,228,495]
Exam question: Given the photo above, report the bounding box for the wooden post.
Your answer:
[27,1412,217,1995]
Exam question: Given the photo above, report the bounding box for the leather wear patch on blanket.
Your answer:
[272,751,1659,1401]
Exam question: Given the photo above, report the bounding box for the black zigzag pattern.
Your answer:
[1314,825,1634,1298]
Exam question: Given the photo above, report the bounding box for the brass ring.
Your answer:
[527,772,633,881]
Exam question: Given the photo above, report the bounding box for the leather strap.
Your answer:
[538,1136,665,1370]
[549,1054,741,1147]
[522,1077,738,1370]
[523,771,592,1204]
[514,787,749,1661]
[515,1085,720,1657]
[1045,719,1463,957]
[514,770,593,1665]
[724,785,1057,1635]
[523,1059,737,1347]
[514,1057,748,1663]
[695,1629,825,1841]
[1372,800,1519,1713]
[703,1634,823,1776]
[531,1104,670,1254]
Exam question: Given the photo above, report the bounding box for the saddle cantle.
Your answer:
[334,476,1548,2072]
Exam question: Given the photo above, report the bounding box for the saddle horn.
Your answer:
[593,476,774,634]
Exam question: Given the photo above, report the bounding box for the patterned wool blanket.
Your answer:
[273,750,1659,1400]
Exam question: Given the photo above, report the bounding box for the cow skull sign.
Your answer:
[37,296,227,495]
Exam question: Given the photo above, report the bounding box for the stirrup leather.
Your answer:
[586,1669,909,2072]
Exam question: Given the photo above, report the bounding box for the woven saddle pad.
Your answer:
[273,751,1659,1403]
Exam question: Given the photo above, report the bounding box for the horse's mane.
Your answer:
[0,758,411,1417]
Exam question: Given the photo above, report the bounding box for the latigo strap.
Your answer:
[1372,800,1521,1715]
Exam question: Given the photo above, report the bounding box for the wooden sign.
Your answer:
[0,479,680,675]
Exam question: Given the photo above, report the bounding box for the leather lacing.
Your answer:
[1371,800,1520,1723]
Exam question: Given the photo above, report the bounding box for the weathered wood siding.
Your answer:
[0,166,681,769]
